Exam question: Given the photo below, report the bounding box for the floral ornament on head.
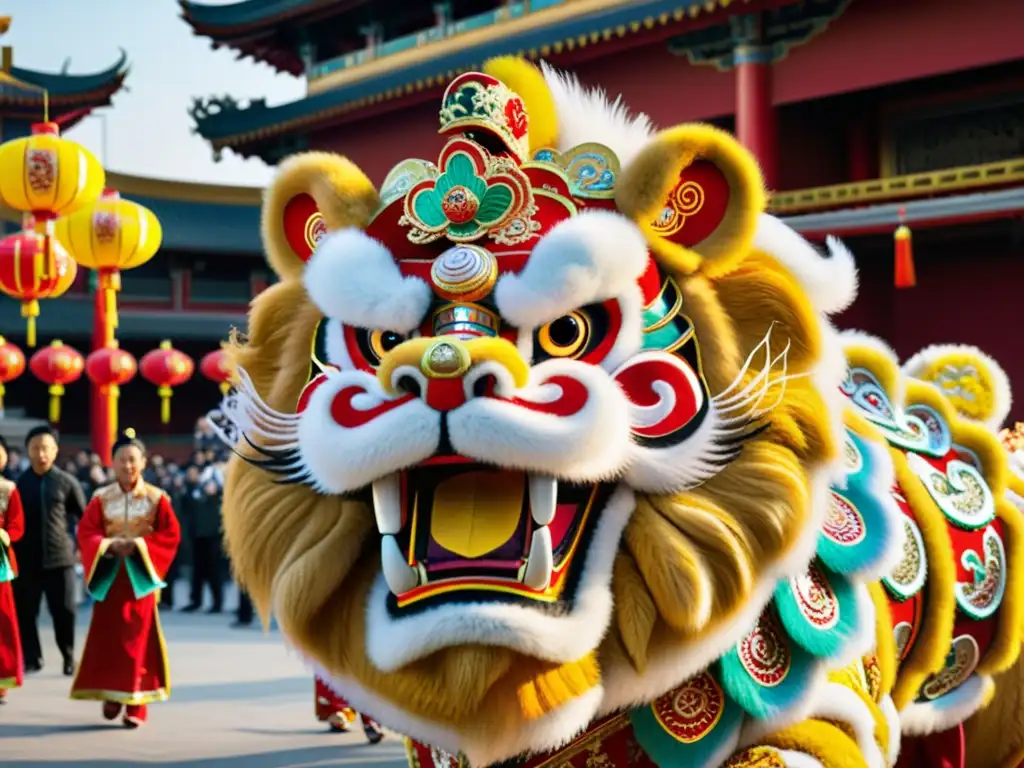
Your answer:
[402,138,531,243]
[438,72,530,162]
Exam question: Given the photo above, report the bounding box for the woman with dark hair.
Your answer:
[70,429,181,728]
[0,434,25,704]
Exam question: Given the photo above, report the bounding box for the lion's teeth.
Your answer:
[381,535,419,595]
[522,526,553,590]
[372,474,402,535]
[529,475,557,526]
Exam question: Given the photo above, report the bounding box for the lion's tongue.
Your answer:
[430,471,526,559]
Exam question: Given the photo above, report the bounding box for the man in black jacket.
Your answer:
[13,425,87,676]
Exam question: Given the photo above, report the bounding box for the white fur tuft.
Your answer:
[752,215,859,315]
[540,61,654,169]
[902,344,1013,430]
[495,210,649,330]
[303,227,431,333]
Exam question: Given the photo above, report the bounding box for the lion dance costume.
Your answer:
[210,58,1024,768]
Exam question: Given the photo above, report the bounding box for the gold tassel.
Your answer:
[48,383,63,423]
[158,385,172,424]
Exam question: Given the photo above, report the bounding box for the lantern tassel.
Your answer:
[21,300,39,348]
[219,380,231,396]
[110,385,120,445]
[48,383,64,423]
[894,223,915,289]
[158,385,172,425]
[0,382,5,412]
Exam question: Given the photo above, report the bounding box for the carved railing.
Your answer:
[769,157,1024,215]
[308,0,566,81]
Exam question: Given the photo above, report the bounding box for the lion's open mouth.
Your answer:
[372,458,611,613]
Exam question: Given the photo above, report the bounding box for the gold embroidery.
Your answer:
[96,482,163,538]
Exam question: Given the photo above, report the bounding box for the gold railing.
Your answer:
[769,157,1024,215]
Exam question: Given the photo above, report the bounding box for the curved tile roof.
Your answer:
[6,49,129,98]
[179,0,348,32]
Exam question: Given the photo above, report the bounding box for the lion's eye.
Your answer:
[369,330,406,361]
[537,311,590,359]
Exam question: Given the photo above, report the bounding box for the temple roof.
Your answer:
[180,0,359,75]
[0,50,129,128]
[191,0,751,161]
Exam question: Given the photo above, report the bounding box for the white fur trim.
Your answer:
[899,673,994,735]
[303,227,431,333]
[777,751,827,768]
[448,358,633,483]
[598,465,832,715]
[540,61,654,169]
[366,485,635,670]
[835,585,880,670]
[495,210,649,330]
[840,330,904,406]
[299,652,604,766]
[801,683,886,768]
[752,215,859,315]
[298,369,442,494]
[879,694,902,766]
[1009,484,1024,513]
[901,344,1013,431]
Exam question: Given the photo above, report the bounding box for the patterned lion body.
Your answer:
[213,58,1024,768]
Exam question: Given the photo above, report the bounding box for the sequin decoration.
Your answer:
[650,181,705,237]
[651,673,725,744]
[862,654,883,701]
[738,611,791,687]
[824,492,867,547]
[955,525,1007,620]
[430,244,498,302]
[882,516,927,600]
[792,563,840,629]
[919,634,980,701]
[907,452,995,530]
[724,746,786,767]
[304,211,327,252]
[893,622,914,662]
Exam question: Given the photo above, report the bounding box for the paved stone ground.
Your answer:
[0,584,409,768]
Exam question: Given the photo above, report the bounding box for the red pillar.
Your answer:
[90,285,114,466]
[735,45,777,190]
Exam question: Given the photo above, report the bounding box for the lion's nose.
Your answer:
[377,336,528,412]
[421,339,472,379]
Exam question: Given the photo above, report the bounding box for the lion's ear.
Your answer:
[261,152,380,282]
[902,344,1013,430]
[615,124,765,278]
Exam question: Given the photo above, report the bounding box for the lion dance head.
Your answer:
[213,58,852,765]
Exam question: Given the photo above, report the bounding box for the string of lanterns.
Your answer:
[0,120,233,450]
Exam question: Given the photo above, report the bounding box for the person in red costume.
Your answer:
[0,434,25,703]
[70,429,181,728]
[315,676,384,743]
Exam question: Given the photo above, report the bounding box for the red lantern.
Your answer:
[200,349,232,395]
[140,340,194,424]
[0,230,78,347]
[29,340,84,423]
[85,342,138,440]
[0,336,26,412]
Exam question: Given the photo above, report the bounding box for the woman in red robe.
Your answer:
[0,475,25,702]
[315,675,384,743]
[70,429,180,728]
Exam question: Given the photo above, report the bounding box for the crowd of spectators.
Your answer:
[1,417,251,627]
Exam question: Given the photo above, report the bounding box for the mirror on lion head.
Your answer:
[210,57,843,765]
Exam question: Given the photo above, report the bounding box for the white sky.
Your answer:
[4,0,305,186]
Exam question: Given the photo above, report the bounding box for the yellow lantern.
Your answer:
[0,122,105,216]
[53,189,162,339]
[0,122,105,281]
